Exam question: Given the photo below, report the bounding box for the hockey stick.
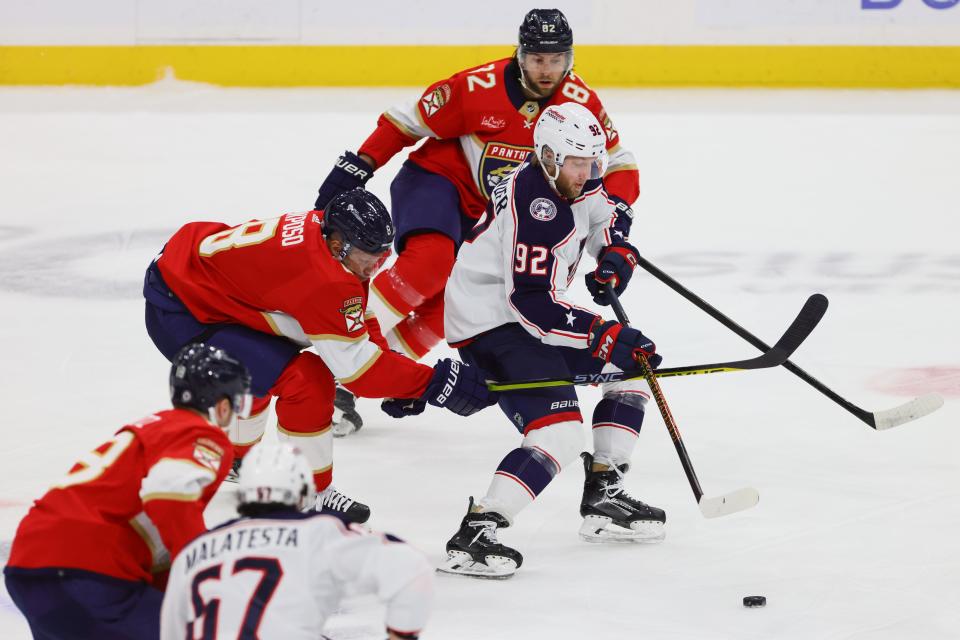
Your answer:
[608,289,759,519]
[634,255,943,430]
[488,292,827,392]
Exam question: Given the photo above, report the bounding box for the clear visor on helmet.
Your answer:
[541,146,609,181]
[518,47,574,76]
[343,244,392,278]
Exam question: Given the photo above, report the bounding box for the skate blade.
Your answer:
[578,515,665,544]
[437,551,517,580]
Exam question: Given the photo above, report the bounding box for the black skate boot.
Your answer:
[313,485,371,524]
[332,385,363,437]
[579,452,666,543]
[438,498,523,579]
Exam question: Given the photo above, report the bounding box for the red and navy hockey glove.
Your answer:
[315,150,375,210]
[588,319,662,371]
[423,359,499,417]
[584,240,640,306]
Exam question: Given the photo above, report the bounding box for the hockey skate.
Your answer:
[314,485,371,524]
[438,498,523,580]
[332,385,363,437]
[579,452,666,544]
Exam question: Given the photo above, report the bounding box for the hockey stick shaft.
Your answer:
[488,292,827,392]
[634,254,940,430]
[606,291,707,503]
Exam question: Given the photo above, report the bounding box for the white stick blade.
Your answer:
[873,393,945,431]
[699,487,760,519]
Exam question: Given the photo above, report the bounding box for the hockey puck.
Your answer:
[743,596,766,608]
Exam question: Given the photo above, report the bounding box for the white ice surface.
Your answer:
[0,83,958,639]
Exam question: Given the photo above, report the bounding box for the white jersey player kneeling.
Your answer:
[160,442,434,639]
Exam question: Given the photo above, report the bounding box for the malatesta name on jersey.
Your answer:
[183,525,299,572]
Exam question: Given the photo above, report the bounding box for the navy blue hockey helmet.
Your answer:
[519,9,573,53]
[322,188,394,255]
[170,343,253,420]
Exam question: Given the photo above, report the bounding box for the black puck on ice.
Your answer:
[743,596,766,608]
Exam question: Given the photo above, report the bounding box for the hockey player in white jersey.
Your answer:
[160,442,434,639]
[438,103,666,578]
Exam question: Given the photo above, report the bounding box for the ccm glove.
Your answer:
[588,319,662,371]
[315,150,375,210]
[423,358,499,417]
[584,240,640,306]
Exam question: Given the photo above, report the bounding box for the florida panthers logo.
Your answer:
[339,297,365,333]
[530,197,557,222]
[478,142,531,199]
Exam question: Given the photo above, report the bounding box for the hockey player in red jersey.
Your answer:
[4,343,252,640]
[142,188,498,524]
[315,9,638,433]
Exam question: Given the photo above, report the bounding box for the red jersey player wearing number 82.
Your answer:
[314,8,640,371]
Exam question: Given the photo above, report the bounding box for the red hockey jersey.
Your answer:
[156,211,433,399]
[359,57,639,221]
[7,409,233,582]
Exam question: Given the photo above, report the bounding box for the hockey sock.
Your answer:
[270,352,336,491]
[386,291,445,360]
[228,395,271,459]
[368,233,455,334]
[591,394,646,467]
[478,447,560,523]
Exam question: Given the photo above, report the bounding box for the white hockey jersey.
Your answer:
[445,161,625,348]
[160,512,434,640]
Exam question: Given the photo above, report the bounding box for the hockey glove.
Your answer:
[585,240,640,306]
[588,319,662,371]
[423,358,499,417]
[315,150,375,210]
[381,397,427,419]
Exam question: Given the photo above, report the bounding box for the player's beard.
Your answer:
[555,174,585,200]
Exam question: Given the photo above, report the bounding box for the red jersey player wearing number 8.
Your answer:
[313,9,640,433]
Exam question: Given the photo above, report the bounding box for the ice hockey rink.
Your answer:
[0,83,958,639]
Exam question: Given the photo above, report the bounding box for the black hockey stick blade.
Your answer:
[487,293,827,392]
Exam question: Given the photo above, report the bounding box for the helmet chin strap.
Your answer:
[539,153,562,195]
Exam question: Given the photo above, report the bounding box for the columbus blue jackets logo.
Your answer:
[478,142,531,199]
[530,197,557,222]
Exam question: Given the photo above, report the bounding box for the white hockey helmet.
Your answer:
[237,442,315,511]
[533,102,608,184]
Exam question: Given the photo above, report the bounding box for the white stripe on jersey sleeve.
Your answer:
[383,98,436,140]
[311,337,383,383]
[605,142,639,174]
[140,458,216,503]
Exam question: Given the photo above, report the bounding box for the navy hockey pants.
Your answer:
[142,259,300,397]
[4,568,161,640]
[459,323,604,434]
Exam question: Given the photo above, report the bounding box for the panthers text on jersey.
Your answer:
[157,211,433,400]
[7,409,233,583]
[160,512,434,640]
[359,57,639,220]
